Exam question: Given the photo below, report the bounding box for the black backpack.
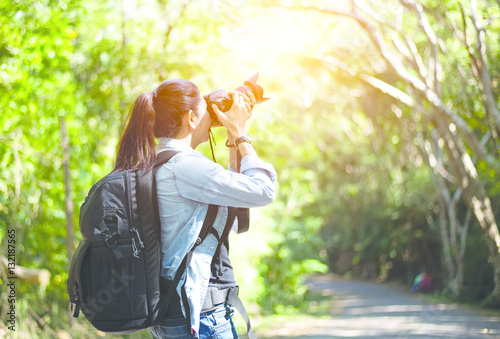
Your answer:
[67,150,219,333]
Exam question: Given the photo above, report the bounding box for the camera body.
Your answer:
[204,73,269,127]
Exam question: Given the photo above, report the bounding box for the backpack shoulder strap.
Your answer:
[158,204,219,331]
[196,205,219,245]
[139,149,180,235]
[155,150,181,169]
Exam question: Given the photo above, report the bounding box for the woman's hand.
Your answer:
[211,91,255,140]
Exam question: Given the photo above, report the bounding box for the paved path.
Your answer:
[260,274,500,339]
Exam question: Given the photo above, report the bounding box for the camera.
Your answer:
[204,73,269,127]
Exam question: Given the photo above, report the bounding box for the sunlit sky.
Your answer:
[219,2,360,73]
[121,0,367,79]
[211,2,367,113]
[119,0,371,123]
[221,2,354,64]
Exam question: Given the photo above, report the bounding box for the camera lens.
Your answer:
[204,73,269,127]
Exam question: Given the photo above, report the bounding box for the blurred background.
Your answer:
[1,0,500,337]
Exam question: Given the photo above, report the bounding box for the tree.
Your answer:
[281,0,500,304]
[0,0,228,334]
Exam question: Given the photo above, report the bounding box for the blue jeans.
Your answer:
[149,304,239,339]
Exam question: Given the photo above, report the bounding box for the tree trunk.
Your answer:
[120,0,127,114]
[434,116,500,306]
[0,256,50,288]
[421,129,468,299]
[60,116,75,264]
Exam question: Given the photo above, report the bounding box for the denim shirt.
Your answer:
[154,137,277,335]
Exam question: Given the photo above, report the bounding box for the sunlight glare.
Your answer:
[220,6,326,75]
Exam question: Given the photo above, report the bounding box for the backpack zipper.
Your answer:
[130,227,144,258]
[131,238,139,258]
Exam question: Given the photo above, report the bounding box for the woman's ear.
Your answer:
[187,110,197,131]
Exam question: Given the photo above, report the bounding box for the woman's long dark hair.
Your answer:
[114,79,202,172]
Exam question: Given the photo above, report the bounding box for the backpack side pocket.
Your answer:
[67,240,92,317]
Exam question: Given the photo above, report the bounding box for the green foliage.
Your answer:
[461,226,495,303]
[2,0,500,335]
[0,0,225,336]
[258,251,327,314]
[1,1,83,329]
[256,212,328,313]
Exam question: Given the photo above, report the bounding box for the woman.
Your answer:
[113,79,277,339]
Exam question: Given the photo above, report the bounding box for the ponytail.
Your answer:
[113,79,202,173]
[114,92,157,172]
